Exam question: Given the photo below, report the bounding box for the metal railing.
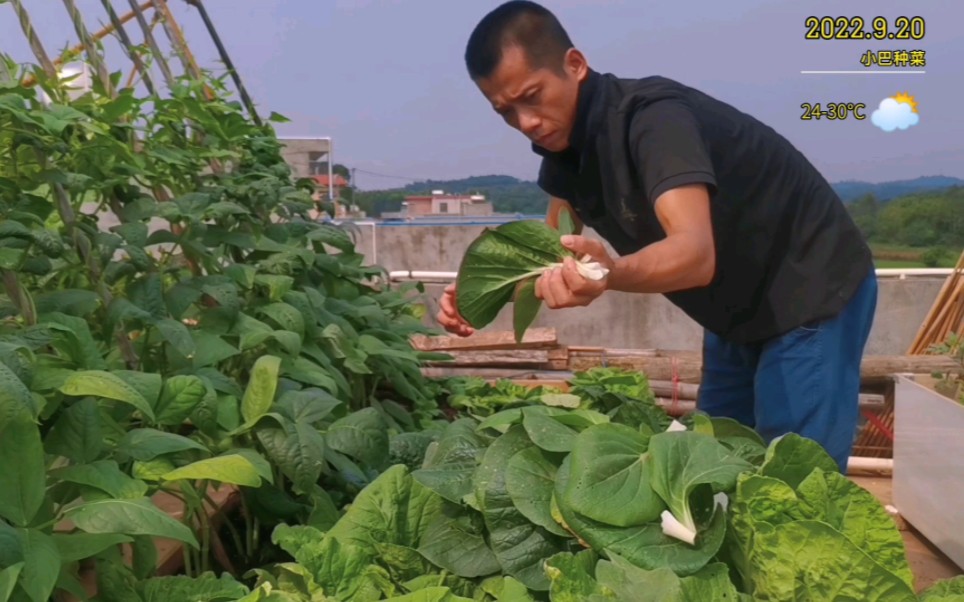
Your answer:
[388,267,958,283]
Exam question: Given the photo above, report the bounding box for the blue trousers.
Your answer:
[696,269,878,472]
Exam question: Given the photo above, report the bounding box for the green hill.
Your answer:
[833,176,964,203]
[354,174,964,216]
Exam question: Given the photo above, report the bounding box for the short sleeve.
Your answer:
[629,99,718,203]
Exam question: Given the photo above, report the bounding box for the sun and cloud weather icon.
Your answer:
[871,92,919,132]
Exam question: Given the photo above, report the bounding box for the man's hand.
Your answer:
[436,282,475,337]
[535,235,614,309]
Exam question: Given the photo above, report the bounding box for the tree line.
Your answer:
[847,186,964,258]
[340,172,963,264]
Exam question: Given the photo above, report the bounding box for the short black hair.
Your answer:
[465,1,574,80]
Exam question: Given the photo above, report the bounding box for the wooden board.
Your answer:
[566,351,960,386]
[411,327,557,351]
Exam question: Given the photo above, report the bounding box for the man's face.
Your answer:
[475,45,587,152]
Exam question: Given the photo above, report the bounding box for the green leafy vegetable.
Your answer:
[455,220,608,341]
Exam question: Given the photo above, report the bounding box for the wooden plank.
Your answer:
[410,328,557,352]
[568,350,702,382]
[422,349,552,368]
[420,367,542,379]
[566,351,959,385]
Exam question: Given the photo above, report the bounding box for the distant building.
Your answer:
[278,137,332,179]
[277,137,341,199]
[392,190,494,219]
[309,174,350,202]
[277,137,365,219]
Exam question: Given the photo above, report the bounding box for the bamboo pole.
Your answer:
[62,0,115,96]
[125,0,177,87]
[19,0,156,87]
[8,0,139,369]
[149,0,208,96]
[183,0,262,126]
[100,0,157,95]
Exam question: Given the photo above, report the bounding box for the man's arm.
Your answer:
[606,183,715,294]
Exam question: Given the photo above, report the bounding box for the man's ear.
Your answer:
[564,48,588,81]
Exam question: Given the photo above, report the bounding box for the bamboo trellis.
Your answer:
[7,0,261,125]
[854,249,964,457]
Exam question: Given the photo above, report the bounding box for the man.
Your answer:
[437,0,877,472]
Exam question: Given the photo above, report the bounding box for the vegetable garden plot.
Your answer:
[1,4,962,600]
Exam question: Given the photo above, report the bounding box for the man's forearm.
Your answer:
[606,233,715,294]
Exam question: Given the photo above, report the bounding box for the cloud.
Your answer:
[871,98,919,132]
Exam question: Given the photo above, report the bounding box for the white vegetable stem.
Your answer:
[661,491,730,546]
[573,254,609,281]
[661,510,697,545]
[542,254,609,281]
[504,254,610,290]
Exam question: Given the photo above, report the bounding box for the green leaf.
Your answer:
[154,318,196,358]
[0,360,39,421]
[563,423,664,527]
[65,498,198,548]
[522,408,578,453]
[476,425,565,590]
[554,455,725,576]
[162,454,263,487]
[189,331,240,368]
[155,375,206,426]
[60,370,155,421]
[17,529,60,602]
[679,562,743,600]
[557,210,577,236]
[543,551,610,601]
[43,397,102,463]
[0,521,21,568]
[505,446,570,537]
[648,430,754,542]
[412,419,491,504]
[456,220,569,329]
[326,408,389,469]
[52,460,148,499]
[759,433,839,489]
[746,520,917,601]
[416,504,501,579]
[512,278,541,344]
[796,468,913,585]
[256,420,327,494]
[919,576,964,601]
[138,572,250,602]
[52,532,132,562]
[257,302,305,337]
[0,563,23,602]
[254,275,295,301]
[117,428,207,461]
[240,355,281,426]
[0,413,45,527]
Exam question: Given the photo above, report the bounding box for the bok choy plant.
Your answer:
[455,214,608,342]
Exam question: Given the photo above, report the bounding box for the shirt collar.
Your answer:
[531,68,602,161]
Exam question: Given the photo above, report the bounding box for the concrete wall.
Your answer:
[278,138,330,179]
[353,223,947,355]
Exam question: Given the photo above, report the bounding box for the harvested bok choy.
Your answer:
[455,216,608,342]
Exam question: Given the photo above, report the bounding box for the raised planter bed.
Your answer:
[893,373,964,572]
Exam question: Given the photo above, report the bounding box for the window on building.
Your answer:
[308,151,329,176]
[439,202,449,214]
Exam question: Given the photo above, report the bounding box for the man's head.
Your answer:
[465,1,588,152]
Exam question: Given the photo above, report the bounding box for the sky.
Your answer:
[2,1,962,191]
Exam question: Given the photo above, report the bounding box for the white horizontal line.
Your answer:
[801,70,926,74]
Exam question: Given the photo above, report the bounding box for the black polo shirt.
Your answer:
[534,69,874,344]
